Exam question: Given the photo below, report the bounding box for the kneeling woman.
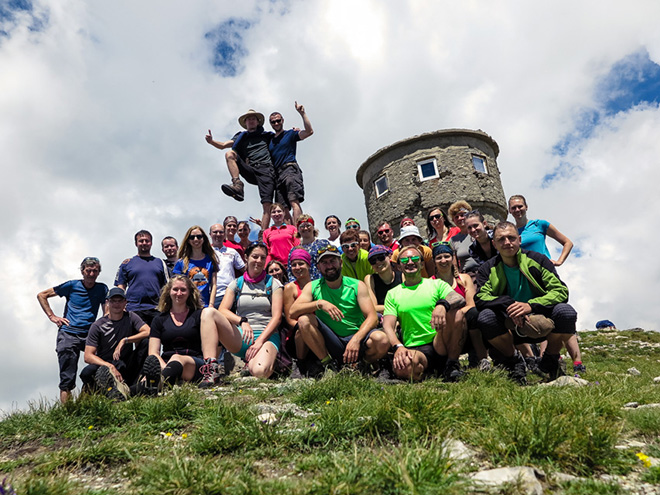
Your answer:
[220,241,283,378]
[146,275,241,388]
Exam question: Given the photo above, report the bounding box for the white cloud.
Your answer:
[2,0,660,410]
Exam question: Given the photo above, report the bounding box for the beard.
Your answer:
[323,268,341,282]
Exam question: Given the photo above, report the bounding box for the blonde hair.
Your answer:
[157,275,203,312]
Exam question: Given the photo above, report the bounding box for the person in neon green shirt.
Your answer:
[382,246,466,382]
[290,245,389,373]
[340,229,373,281]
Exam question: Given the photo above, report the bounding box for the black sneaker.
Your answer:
[573,363,587,374]
[94,366,130,401]
[142,355,162,396]
[538,353,562,381]
[221,178,245,202]
[442,360,465,382]
[505,353,527,385]
[524,356,545,378]
[198,358,221,388]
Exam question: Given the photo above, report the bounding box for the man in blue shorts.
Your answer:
[475,222,578,385]
[115,230,169,326]
[37,257,108,402]
[290,245,390,374]
[268,102,314,225]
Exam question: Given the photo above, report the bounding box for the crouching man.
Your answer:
[475,222,577,384]
[381,246,467,382]
[289,245,390,374]
[80,287,150,399]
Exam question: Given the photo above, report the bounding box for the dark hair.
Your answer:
[177,226,219,273]
[376,221,391,231]
[266,259,288,284]
[358,229,371,241]
[157,275,203,312]
[340,229,360,244]
[493,221,518,234]
[508,195,528,208]
[161,236,178,248]
[237,221,250,232]
[245,241,268,258]
[223,216,238,227]
[324,215,341,229]
[464,210,484,223]
[269,112,282,119]
[425,208,453,240]
[80,257,101,273]
[134,230,152,244]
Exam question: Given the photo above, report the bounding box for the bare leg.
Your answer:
[225,150,240,179]
[201,307,242,354]
[469,328,488,360]
[393,350,427,382]
[364,330,390,363]
[545,332,571,355]
[246,342,278,378]
[294,330,309,359]
[565,334,582,362]
[487,332,516,358]
[169,355,198,382]
[433,309,466,360]
[283,207,293,226]
[297,315,330,360]
[290,201,303,225]
[60,390,72,403]
[261,202,272,231]
[538,340,548,356]
[517,343,535,357]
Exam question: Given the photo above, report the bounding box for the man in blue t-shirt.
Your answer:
[37,257,108,403]
[115,230,169,325]
[268,101,314,225]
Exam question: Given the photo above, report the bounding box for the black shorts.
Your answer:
[275,162,305,209]
[56,331,87,391]
[237,158,276,204]
[406,343,445,373]
[316,317,380,365]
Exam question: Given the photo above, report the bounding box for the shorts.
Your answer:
[163,353,206,382]
[56,330,87,391]
[237,158,276,204]
[405,343,445,373]
[315,317,381,364]
[275,162,305,209]
[233,326,281,360]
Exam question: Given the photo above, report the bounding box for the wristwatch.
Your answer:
[240,316,249,324]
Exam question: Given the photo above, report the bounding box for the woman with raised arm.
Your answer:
[220,242,283,378]
[173,226,218,308]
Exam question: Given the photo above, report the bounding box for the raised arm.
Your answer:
[205,129,235,150]
[546,223,573,266]
[295,101,314,140]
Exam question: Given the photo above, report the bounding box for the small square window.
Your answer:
[417,159,438,181]
[472,155,488,174]
[375,175,389,198]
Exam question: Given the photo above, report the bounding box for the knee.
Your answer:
[367,331,390,356]
[298,315,315,333]
[477,309,505,340]
[248,360,273,379]
[225,150,237,161]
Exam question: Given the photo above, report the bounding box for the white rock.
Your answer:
[623,402,639,408]
[257,413,277,425]
[470,466,544,495]
[441,439,474,461]
[653,376,660,383]
[627,440,647,448]
[540,376,589,387]
[627,367,641,376]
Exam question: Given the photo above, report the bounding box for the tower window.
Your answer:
[375,175,389,198]
[417,158,438,181]
[472,155,488,174]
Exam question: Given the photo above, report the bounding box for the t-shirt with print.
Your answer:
[86,311,146,361]
[383,278,453,347]
[53,280,108,334]
[173,256,216,307]
[214,246,245,297]
[150,309,203,361]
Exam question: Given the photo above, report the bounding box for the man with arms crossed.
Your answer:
[382,246,466,382]
[289,245,390,373]
[37,257,108,402]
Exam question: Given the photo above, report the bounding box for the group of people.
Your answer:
[37,189,581,402]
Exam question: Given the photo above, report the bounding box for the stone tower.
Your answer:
[356,128,507,239]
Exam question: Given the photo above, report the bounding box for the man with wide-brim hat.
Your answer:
[205,109,276,229]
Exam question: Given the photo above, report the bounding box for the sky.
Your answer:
[2,0,660,412]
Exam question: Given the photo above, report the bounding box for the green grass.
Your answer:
[2,330,660,493]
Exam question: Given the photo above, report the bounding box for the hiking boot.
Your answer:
[223,352,235,376]
[95,366,130,401]
[141,355,162,396]
[442,359,465,383]
[524,356,545,378]
[573,362,587,374]
[221,178,245,202]
[478,358,492,372]
[199,358,222,388]
[504,352,527,385]
[538,353,562,381]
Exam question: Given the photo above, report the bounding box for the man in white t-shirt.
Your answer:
[210,223,245,308]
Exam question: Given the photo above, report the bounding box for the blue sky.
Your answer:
[2,0,660,411]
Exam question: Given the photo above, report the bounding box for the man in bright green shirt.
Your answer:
[339,229,373,281]
[382,246,466,382]
[290,244,389,372]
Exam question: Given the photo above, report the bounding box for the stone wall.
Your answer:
[356,129,507,239]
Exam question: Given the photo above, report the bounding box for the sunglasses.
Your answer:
[399,256,421,264]
[341,242,359,251]
[377,229,391,235]
[270,119,282,124]
[189,234,204,240]
[430,241,451,248]
[429,214,444,221]
[82,256,100,264]
[368,254,387,265]
[317,245,340,256]
[345,224,360,230]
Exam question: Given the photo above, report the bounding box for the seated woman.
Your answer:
[426,207,460,246]
[173,226,218,308]
[283,248,313,372]
[364,245,402,314]
[432,242,488,368]
[448,200,480,274]
[143,275,241,390]
[220,242,283,378]
[266,259,288,285]
[464,210,497,280]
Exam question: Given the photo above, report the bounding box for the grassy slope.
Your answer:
[1,329,660,494]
